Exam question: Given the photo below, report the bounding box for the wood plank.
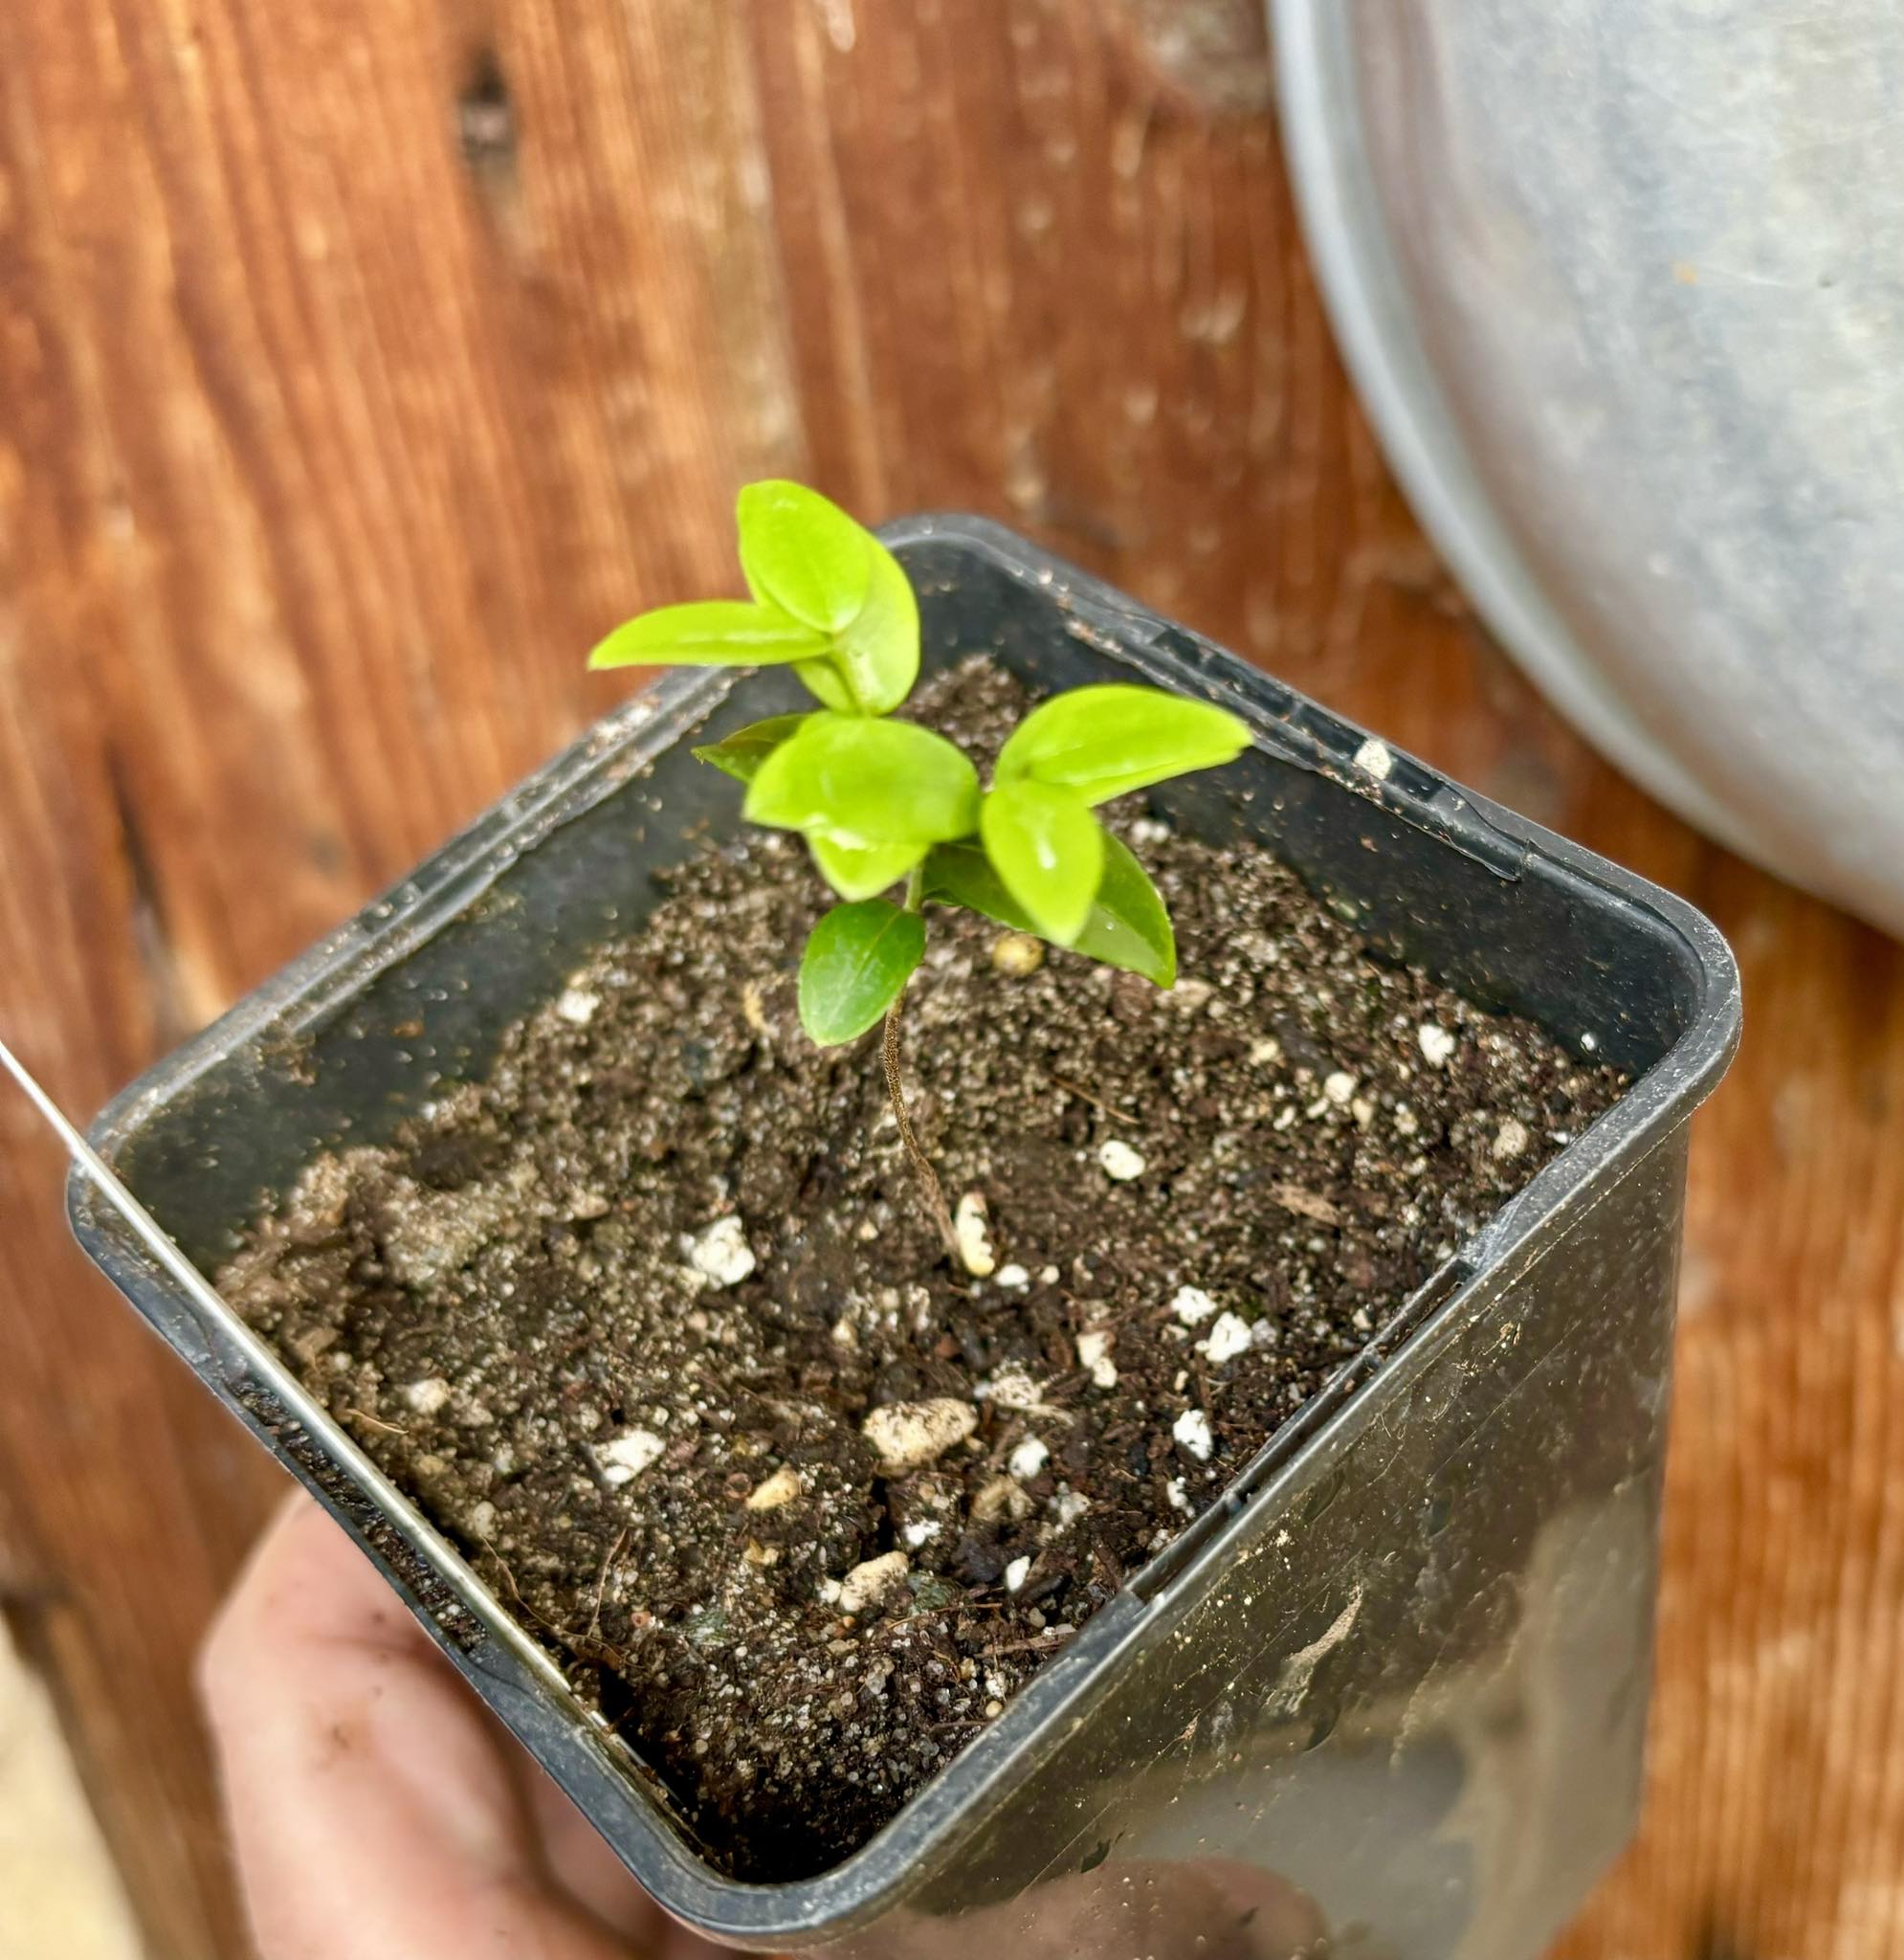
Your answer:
[0,1,800,1949]
[1,1,1900,1953]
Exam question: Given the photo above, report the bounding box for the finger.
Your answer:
[858,1856,1325,1960]
[200,1492,633,1960]
[1189,1859,1329,1957]
[523,1770,657,1939]
[520,1768,724,1956]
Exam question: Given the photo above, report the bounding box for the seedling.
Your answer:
[591,483,1248,1242]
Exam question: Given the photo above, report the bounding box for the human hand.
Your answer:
[200,1493,724,1959]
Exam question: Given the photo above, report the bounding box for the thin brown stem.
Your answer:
[587,1526,629,1645]
[1045,1070,1132,1121]
[883,994,959,1258]
[343,1407,408,1437]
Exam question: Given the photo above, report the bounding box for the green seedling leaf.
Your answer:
[922,831,1176,987]
[746,714,980,847]
[692,713,810,785]
[587,600,829,671]
[737,481,874,635]
[995,684,1251,806]
[1078,832,1175,987]
[792,539,920,717]
[798,900,926,1045]
[979,779,1104,946]
[919,839,1035,930]
[808,832,927,902]
[591,481,920,715]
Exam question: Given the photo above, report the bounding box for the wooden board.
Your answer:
[0,2,1898,1953]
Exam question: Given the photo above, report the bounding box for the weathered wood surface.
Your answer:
[0,4,1898,1955]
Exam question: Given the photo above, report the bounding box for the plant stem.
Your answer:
[883,996,958,1258]
[885,866,959,1258]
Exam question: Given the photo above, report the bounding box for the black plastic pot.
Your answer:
[71,517,1739,1958]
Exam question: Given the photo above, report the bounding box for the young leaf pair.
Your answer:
[711,688,1233,1041]
[590,481,1251,1046]
[589,480,919,717]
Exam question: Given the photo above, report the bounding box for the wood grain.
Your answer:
[0,2,1899,1954]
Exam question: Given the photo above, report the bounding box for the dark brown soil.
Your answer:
[222,657,1625,1882]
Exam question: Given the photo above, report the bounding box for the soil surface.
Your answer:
[223,658,1626,1881]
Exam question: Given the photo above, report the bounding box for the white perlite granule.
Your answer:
[555,986,600,1026]
[1198,1312,1253,1366]
[594,1428,665,1485]
[684,1215,755,1286]
[980,1366,1051,1414]
[1097,1139,1147,1181]
[861,1398,977,1477]
[1075,1329,1118,1388]
[1173,1409,1214,1461]
[1171,1284,1219,1326]
[1050,1486,1090,1528]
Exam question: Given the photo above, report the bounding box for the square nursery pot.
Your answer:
[72,517,1739,1959]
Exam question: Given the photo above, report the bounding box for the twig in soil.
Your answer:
[1046,1071,1134,1121]
[477,1533,535,1615]
[564,1632,629,1671]
[882,996,959,1258]
[483,1531,631,1673]
[1270,1182,1344,1227]
[587,1526,630,1647]
[343,1407,408,1437]
[982,1629,1075,1658]
[1059,1290,1146,1332]
[896,1600,1011,1633]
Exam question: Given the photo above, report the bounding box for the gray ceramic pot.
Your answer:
[1276,0,1904,937]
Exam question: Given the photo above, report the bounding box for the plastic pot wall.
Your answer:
[71,517,1739,1958]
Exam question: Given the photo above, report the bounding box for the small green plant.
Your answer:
[591,482,1248,1245]
[592,481,1248,1038]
